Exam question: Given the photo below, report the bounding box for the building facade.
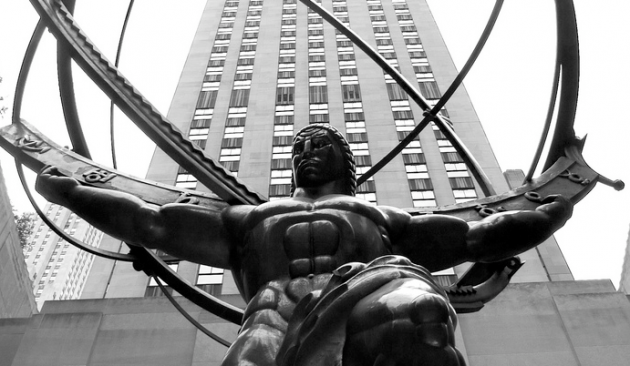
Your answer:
[82,0,569,300]
[23,203,103,310]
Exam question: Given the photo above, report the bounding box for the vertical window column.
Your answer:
[333,0,376,203]
[308,0,329,124]
[433,124,478,203]
[218,0,264,177]
[366,0,436,207]
[268,0,298,200]
[179,1,241,188]
[394,0,467,205]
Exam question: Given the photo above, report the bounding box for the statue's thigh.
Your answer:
[343,278,464,366]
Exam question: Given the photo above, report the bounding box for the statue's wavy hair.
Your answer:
[290,124,357,197]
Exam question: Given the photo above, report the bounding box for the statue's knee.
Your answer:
[410,292,451,324]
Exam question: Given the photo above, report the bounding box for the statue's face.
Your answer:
[292,129,345,188]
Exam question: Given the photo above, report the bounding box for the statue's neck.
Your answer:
[293,180,346,200]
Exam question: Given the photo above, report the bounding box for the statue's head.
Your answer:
[290,124,356,196]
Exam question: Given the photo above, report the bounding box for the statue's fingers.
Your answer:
[39,165,61,177]
[541,194,561,204]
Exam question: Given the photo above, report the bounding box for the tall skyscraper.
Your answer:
[82,0,569,298]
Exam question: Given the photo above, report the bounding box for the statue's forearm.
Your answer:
[36,169,234,268]
[64,184,163,247]
[466,196,573,262]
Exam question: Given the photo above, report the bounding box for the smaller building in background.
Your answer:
[618,224,630,293]
[22,203,103,310]
[0,163,37,318]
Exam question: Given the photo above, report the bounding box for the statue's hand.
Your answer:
[36,166,80,207]
[540,194,573,224]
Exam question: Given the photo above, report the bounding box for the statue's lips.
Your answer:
[297,159,321,172]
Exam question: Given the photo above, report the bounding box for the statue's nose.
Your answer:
[304,140,312,152]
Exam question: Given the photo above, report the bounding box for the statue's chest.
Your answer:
[242,201,391,277]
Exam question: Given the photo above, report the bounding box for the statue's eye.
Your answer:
[313,138,330,149]
[294,143,303,154]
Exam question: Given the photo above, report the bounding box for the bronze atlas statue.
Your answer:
[0,0,624,365]
[35,123,574,365]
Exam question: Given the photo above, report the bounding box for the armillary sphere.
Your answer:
[0,0,624,347]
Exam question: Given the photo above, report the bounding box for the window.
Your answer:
[339,67,357,76]
[393,110,414,120]
[337,40,352,47]
[403,153,426,164]
[276,87,295,105]
[309,86,328,104]
[309,114,330,123]
[222,161,240,172]
[273,136,292,146]
[308,54,326,62]
[342,85,361,102]
[279,71,296,79]
[222,138,243,148]
[409,50,427,59]
[280,42,296,50]
[449,177,474,189]
[235,72,253,81]
[269,184,291,197]
[309,70,327,79]
[338,53,355,61]
[279,56,296,63]
[238,57,255,65]
[386,84,408,101]
[347,133,367,143]
[271,158,291,169]
[442,152,463,163]
[344,112,365,122]
[204,74,221,82]
[229,89,250,107]
[405,38,421,45]
[418,82,441,99]
[408,178,433,191]
[275,115,294,125]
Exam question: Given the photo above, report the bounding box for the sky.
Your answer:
[1,1,629,287]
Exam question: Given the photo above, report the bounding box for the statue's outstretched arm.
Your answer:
[36,166,235,268]
[390,195,572,271]
[466,195,573,263]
